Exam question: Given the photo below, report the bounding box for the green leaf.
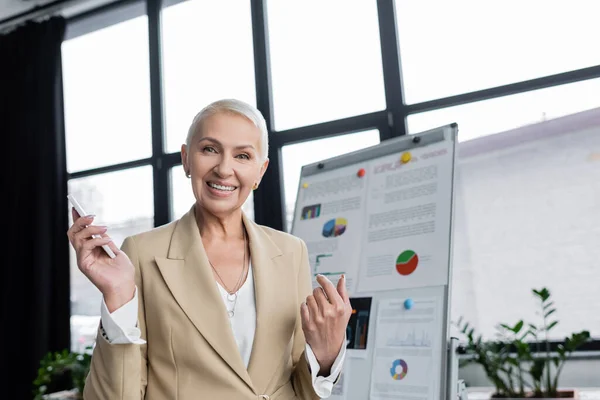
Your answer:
[543,301,555,310]
[564,331,591,351]
[499,323,511,331]
[520,329,533,341]
[528,323,538,331]
[553,357,560,367]
[542,288,551,300]
[544,309,557,318]
[533,288,551,301]
[462,322,470,334]
[513,320,524,334]
[32,348,92,398]
[535,288,551,301]
[530,359,545,381]
[546,320,559,331]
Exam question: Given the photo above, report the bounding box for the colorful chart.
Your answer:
[322,218,347,238]
[396,250,419,276]
[390,359,408,380]
[301,204,321,220]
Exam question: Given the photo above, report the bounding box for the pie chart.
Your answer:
[396,250,419,276]
[322,218,348,238]
[390,359,408,380]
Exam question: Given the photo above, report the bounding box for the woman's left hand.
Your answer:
[301,274,352,375]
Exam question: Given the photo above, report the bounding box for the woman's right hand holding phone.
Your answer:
[67,208,136,313]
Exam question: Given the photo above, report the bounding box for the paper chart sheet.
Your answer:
[357,142,453,292]
[293,163,369,294]
[369,297,443,400]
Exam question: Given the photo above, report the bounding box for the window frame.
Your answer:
[63,0,600,351]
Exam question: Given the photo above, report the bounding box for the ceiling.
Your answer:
[0,0,58,22]
[0,0,120,26]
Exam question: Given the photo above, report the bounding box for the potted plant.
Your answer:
[456,287,590,399]
[32,348,91,400]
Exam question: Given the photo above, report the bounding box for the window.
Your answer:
[162,0,256,153]
[62,16,152,172]
[268,0,386,130]
[407,78,600,142]
[56,0,600,362]
[68,166,154,352]
[413,107,600,341]
[170,166,255,221]
[281,130,380,231]
[395,1,600,104]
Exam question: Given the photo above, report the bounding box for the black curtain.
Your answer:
[0,17,70,399]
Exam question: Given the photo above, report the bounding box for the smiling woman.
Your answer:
[180,100,270,219]
[66,98,352,400]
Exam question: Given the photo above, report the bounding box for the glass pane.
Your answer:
[281,130,380,231]
[170,166,255,221]
[395,1,600,104]
[268,0,386,130]
[407,78,600,142]
[449,109,600,341]
[162,0,256,153]
[62,16,152,172]
[68,166,154,352]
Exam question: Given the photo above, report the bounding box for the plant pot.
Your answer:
[43,389,80,399]
[490,389,578,399]
[529,389,578,399]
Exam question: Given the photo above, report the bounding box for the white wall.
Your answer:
[452,109,600,391]
[449,108,600,341]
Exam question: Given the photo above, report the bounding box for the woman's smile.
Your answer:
[206,180,238,197]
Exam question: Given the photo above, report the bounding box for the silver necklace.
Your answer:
[208,228,248,318]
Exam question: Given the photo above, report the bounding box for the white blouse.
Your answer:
[215,263,257,367]
[100,263,345,398]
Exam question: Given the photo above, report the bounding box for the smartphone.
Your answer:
[67,194,116,259]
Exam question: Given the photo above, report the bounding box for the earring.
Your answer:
[186,172,191,178]
[252,182,259,190]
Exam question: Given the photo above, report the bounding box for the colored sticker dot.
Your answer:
[357,168,366,178]
[404,298,413,310]
[302,183,309,188]
[401,152,412,163]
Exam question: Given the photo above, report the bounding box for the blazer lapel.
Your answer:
[154,207,253,390]
[244,214,299,393]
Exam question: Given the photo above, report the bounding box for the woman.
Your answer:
[67,99,351,399]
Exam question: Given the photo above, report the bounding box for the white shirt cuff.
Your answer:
[100,286,146,345]
[304,335,346,398]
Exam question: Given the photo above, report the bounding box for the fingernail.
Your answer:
[85,214,96,219]
[342,274,346,280]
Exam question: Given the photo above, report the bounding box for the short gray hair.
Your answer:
[185,99,269,161]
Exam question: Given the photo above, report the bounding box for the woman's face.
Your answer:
[181,112,268,218]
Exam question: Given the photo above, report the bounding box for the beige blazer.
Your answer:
[83,207,322,400]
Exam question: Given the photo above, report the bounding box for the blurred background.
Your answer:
[1,0,599,398]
